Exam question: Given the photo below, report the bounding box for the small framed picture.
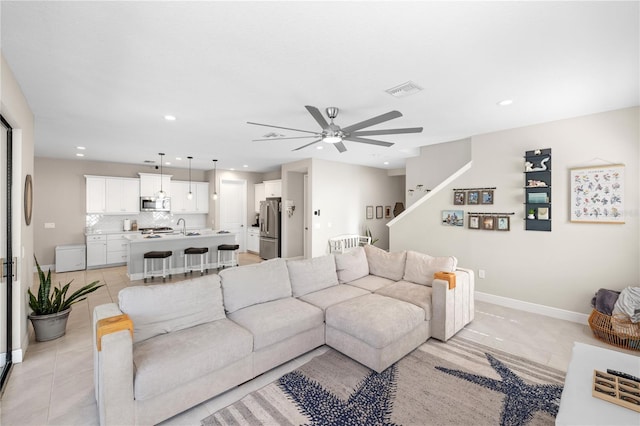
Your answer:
[366,206,374,219]
[468,215,480,229]
[376,205,383,219]
[482,216,495,230]
[384,206,391,218]
[481,190,494,205]
[528,192,548,203]
[453,191,466,205]
[537,207,549,220]
[442,210,464,227]
[496,216,510,231]
[467,190,479,205]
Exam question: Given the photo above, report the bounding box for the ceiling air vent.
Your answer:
[385,81,423,98]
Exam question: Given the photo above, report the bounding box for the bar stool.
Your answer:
[184,247,209,276]
[143,250,172,283]
[217,244,240,270]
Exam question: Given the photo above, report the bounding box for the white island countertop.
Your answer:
[125,230,235,243]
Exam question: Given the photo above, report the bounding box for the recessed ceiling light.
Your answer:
[76,153,84,157]
[230,168,235,171]
[243,165,248,168]
[497,99,513,106]
[164,115,176,121]
[76,146,86,150]
[175,157,182,161]
[165,162,171,166]
[383,161,389,165]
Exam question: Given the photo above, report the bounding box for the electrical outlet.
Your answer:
[44,223,55,229]
[479,269,486,279]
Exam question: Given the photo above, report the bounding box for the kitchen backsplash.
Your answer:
[86,212,207,233]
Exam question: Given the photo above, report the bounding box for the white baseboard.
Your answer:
[0,348,24,364]
[475,291,589,325]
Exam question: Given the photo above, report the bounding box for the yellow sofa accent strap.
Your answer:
[434,271,456,290]
[96,314,133,351]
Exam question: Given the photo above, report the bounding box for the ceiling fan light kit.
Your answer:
[248,105,423,153]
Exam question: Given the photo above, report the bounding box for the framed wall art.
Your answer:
[468,215,480,229]
[481,190,494,205]
[384,206,391,218]
[376,205,383,219]
[496,216,510,231]
[482,216,495,230]
[570,164,625,224]
[442,210,464,227]
[366,205,374,220]
[467,190,479,205]
[454,191,466,205]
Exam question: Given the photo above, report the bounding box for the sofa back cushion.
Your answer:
[403,250,458,286]
[220,258,292,314]
[364,244,406,281]
[334,246,369,284]
[118,274,225,344]
[287,254,339,297]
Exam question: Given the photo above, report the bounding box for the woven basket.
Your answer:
[588,309,640,351]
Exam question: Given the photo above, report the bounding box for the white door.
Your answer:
[303,174,310,259]
[220,179,247,252]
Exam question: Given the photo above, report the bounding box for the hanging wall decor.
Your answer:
[570,164,625,224]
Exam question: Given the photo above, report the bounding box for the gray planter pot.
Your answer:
[28,308,71,342]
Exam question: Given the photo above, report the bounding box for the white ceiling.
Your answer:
[1,1,638,172]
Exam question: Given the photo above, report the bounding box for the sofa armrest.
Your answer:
[431,268,475,341]
[93,303,135,426]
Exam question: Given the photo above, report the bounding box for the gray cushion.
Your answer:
[346,274,395,292]
[334,246,369,284]
[220,258,292,313]
[228,298,324,350]
[375,280,432,320]
[132,318,253,401]
[287,254,339,297]
[299,284,370,311]
[118,274,225,344]
[325,294,424,349]
[403,250,458,286]
[364,245,406,281]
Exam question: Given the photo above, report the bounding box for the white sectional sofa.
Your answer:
[93,245,474,425]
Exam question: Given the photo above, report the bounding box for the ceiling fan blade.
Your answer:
[351,127,423,136]
[253,135,319,142]
[292,139,322,151]
[305,105,329,129]
[341,111,403,133]
[334,142,347,153]
[247,121,320,135]
[343,136,394,147]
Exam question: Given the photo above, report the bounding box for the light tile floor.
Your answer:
[0,256,635,425]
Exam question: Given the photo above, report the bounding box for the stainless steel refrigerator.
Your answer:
[259,197,281,259]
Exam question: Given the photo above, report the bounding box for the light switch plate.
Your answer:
[44,223,55,229]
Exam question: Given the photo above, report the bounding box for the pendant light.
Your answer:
[157,153,166,199]
[186,156,193,200]
[212,159,218,200]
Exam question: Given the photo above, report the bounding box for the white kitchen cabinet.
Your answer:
[171,181,209,213]
[195,182,209,213]
[247,227,260,253]
[86,234,107,268]
[264,179,281,198]
[86,177,106,213]
[254,183,265,213]
[139,173,172,197]
[106,234,129,265]
[105,177,140,214]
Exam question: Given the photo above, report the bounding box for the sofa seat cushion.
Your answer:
[326,294,424,349]
[132,318,253,401]
[403,250,457,286]
[287,255,339,297]
[375,280,432,320]
[299,284,370,311]
[334,246,369,284]
[119,274,225,344]
[228,298,324,350]
[346,274,394,292]
[220,258,292,314]
[364,245,407,281]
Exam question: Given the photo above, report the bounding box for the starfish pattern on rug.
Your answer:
[278,365,399,426]
[436,353,563,426]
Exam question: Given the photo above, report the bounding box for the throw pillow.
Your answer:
[287,254,339,297]
[118,274,225,344]
[364,244,406,281]
[334,246,369,284]
[403,250,458,286]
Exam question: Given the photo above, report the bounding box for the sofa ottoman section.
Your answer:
[325,294,430,373]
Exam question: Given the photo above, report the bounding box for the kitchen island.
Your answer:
[125,231,238,281]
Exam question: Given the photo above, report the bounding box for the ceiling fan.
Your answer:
[248,106,423,153]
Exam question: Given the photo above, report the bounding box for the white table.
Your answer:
[556,342,640,426]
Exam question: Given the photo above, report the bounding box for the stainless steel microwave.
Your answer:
[140,196,171,212]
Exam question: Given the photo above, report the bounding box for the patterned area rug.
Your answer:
[202,336,565,426]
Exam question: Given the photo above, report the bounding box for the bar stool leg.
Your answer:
[144,258,148,283]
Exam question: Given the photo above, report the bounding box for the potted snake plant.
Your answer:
[28,256,103,342]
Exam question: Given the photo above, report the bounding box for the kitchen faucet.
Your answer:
[177,218,186,235]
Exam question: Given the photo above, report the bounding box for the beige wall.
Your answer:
[390,107,640,314]
[1,54,35,355]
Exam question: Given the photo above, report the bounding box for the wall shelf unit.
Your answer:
[524,148,551,231]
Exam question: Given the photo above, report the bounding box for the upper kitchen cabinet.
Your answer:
[264,179,281,198]
[86,176,106,213]
[254,183,265,213]
[139,173,172,197]
[171,181,209,214]
[105,178,140,214]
